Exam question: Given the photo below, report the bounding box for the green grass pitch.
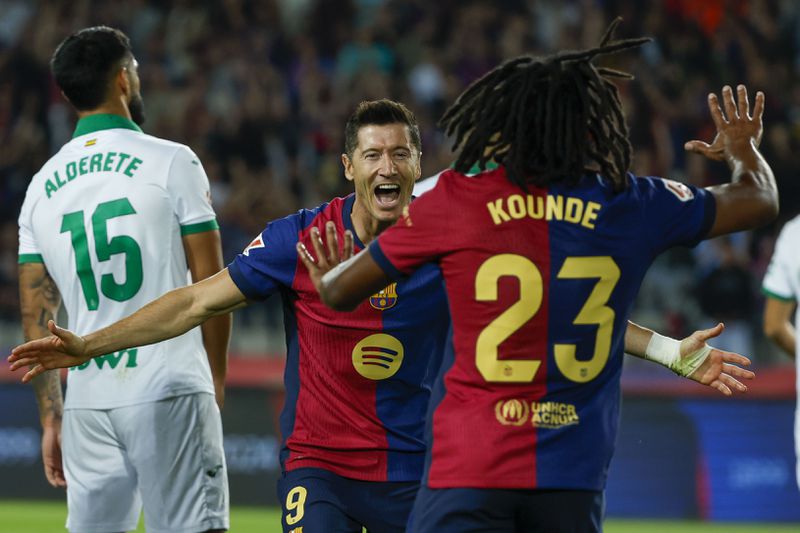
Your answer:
[0,500,797,532]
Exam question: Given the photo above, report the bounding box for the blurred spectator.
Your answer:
[697,237,758,357]
[1,0,796,362]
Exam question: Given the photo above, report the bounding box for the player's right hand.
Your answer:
[41,423,66,488]
[684,84,764,165]
[7,320,90,383]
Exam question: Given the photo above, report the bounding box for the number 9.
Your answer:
[285,486,307,526]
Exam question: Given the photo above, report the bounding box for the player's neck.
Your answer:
[350,201,394,245]
[77,100,133,122]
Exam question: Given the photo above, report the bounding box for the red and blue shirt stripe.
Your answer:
[372,166,715,490]
[228,194,449,482]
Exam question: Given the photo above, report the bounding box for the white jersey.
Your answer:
[18,114,217,409]
[412,171,442,196]
[413,162,497,197]
[761,214,800,489]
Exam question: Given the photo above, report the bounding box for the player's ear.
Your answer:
[342,153,355,182]
[414,151,422,181]
[60,90,72,106]
[114,66,130,99]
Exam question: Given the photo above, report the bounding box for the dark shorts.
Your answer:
[409,485,604,533]
[276,467,419,533]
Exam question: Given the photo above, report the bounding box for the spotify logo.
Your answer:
[352,334,404,380]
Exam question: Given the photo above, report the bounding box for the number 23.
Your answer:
[475,255,619,383]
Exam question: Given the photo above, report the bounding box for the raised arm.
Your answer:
[19,263,66,488]
[9,268,247,383]
[684,85,778,237]
[183,229,232,408]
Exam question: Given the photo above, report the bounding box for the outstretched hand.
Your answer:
[681,323,754,396]
[296,221,355,294]
[684,84,764,164]
[8,320,90,383]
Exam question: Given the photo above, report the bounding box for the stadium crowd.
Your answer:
[1,0,798,362]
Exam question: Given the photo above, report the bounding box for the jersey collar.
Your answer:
[464,160,499,175]
[342,194,367,250]
[72,114,143,139]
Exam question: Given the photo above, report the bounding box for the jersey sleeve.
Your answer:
[17,184,43,264]
[165,145,219,235]
[762,221,798,302]
[371,176,449,279]
[636,176,716,254]
[227,213,304,300]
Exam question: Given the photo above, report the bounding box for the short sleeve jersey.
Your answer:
[371,166,716,490]
[761,215,800,489]
[18,114,219,409]
[227,194,450,482]
[762,216,800,311]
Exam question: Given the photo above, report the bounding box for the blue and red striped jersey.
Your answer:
[371,166,715,490]
[228,194,449,482]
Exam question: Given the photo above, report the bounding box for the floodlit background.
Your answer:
[0,0,798,529]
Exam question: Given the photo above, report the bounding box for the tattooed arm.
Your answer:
[19,263,66,488]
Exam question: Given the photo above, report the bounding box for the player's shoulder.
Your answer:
[265,198,333,237]
[38,140,78,170]
[132,132,195,159]
[241,198,334,260]
[613,174,705,210]
[298,196,339,229]
[625,173,661,193]
[627,174,693,197]
[22,143,75,200]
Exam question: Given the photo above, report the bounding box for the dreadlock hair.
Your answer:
[439,18,651,192]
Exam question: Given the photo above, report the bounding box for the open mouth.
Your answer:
[373,183,401,208]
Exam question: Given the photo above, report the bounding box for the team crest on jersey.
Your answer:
[242,234,265,256]
[369,283,398,310]
[495,399,530,426]
[664,179,694,202]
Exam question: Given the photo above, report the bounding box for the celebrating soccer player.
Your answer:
[12,91,754,532]
[300,20,776,532]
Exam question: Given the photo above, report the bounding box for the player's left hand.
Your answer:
[684,84,764,164]
[8,320,91,383]
[297,221,355,293]
[680,323,754,396]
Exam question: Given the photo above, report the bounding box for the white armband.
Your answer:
[645,333,711,377]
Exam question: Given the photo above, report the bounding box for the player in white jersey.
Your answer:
[17,26,231,533]
[762,215,800,491]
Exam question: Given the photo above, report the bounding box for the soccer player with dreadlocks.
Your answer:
[299,19,777,532]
